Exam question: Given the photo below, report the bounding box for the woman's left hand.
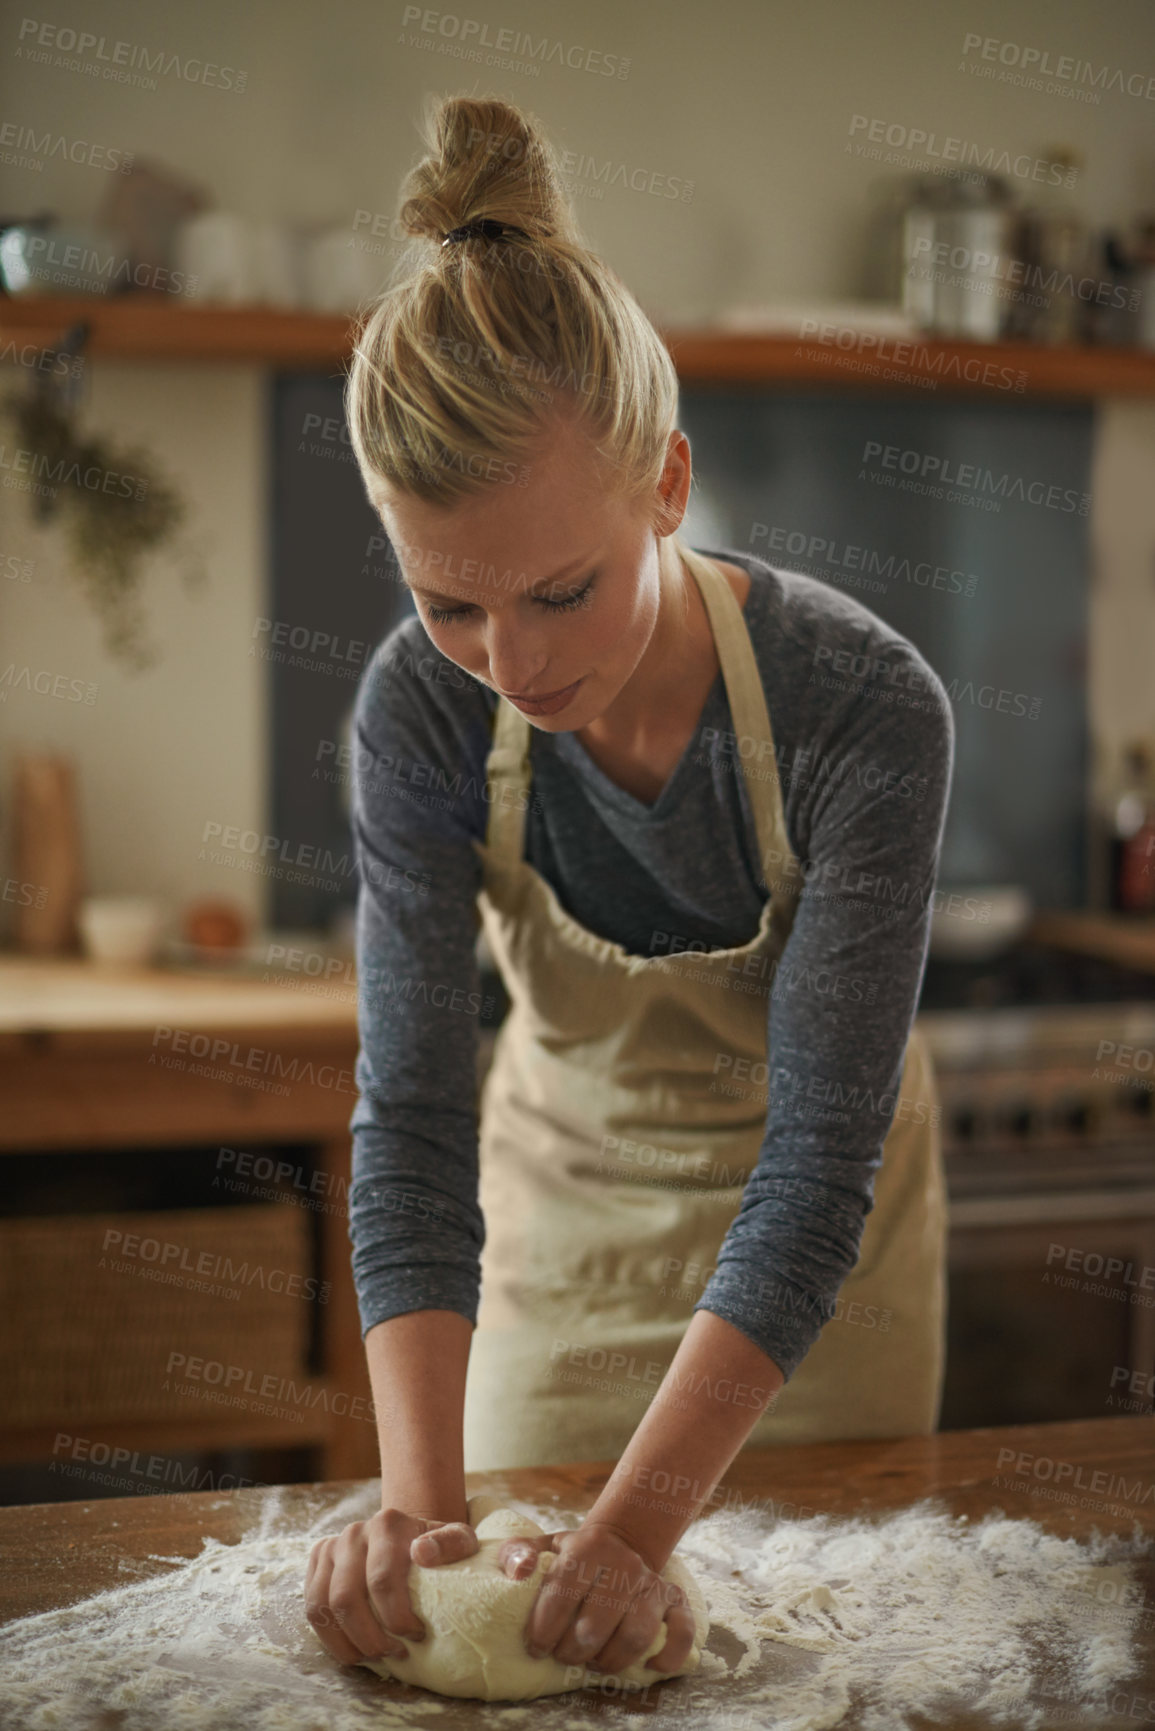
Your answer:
[496,1520,696,1677]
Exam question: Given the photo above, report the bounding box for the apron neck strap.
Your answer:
[484,696,535,870]
[677,545,792,886]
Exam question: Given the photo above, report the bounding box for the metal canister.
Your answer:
[899,171,1020,340]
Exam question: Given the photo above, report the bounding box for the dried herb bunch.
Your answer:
[1,379,197,672]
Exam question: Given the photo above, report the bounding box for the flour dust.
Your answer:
[0,1482,1149,1730]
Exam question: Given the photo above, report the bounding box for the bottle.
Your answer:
[1109,740,1155,915]
[1132,217,1155,350]
[1014,146,1093,345]
[1086,228,1139,348]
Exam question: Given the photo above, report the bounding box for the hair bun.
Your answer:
[398,95,577,249]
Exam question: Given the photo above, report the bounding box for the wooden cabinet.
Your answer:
[0,957,377,1482]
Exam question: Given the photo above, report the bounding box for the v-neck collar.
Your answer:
[548,547,755,823]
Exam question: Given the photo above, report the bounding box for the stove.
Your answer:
[915,969,1155,1430]
[920,935,1155,1013]
[919,1000,1155,1215]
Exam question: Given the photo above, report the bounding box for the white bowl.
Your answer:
[929,884,1033,961]
[78,896,167,966]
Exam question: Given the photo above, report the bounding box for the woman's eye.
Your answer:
[425,575,595,626]
[538,575,596,613]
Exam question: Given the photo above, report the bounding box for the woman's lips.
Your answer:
[502,676,585,717]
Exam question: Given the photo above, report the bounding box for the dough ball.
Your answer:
[361,1495,710,1702]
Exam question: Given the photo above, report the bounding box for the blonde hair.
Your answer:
[345,94,681,531]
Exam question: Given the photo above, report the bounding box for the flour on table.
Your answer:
[0,1482,1149,1730]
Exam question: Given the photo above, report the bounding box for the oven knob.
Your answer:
[1004,1102,1037,1137]
[951,1106,978,1140]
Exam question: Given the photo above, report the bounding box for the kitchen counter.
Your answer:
[1,1415,1152,1727]
[0,954,374,1480]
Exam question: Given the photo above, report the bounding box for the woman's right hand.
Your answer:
[305,1509,479,1665]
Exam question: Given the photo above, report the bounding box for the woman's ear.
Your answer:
[653,429,692,536]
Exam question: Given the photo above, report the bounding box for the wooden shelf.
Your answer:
[2,293,1153,396]
[0,294,355,370]
[665,329,1155,399]
[1028,910,1155,976]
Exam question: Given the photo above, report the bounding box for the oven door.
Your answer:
[941,1189,1155,1428]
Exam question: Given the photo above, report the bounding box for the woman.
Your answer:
[307,94,954,1685]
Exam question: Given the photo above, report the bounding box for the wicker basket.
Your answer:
[1,1204,315,1427]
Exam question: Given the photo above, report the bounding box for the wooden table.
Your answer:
[1,1416,1152,1727]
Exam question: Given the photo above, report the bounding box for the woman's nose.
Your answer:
[484,618,549,696]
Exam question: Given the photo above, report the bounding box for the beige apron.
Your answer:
[462,545,948,1473]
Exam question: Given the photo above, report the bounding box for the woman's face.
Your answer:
[373,414,690,731]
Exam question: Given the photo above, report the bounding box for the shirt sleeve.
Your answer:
[345,627,492,1338]
[694,645,955,1380]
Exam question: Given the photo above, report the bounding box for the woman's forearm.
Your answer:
[586,1310,784,1569]
[364,1309,473,1522]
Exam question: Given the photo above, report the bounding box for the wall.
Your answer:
[1,0,1153,925]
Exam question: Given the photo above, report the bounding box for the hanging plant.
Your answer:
[0,322,203,672]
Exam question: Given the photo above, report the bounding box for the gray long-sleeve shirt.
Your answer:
[346,546,954,1382]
